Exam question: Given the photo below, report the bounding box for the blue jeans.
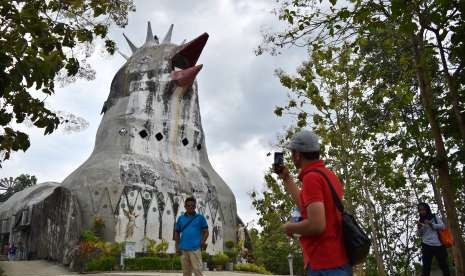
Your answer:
[307,264,352,276]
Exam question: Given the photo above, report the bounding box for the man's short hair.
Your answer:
[300,151,320,161]
[185,197,196,205]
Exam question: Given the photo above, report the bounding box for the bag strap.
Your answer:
[432,215,442,242]
[180,214,199,233]
[308,169,345,214]
[432,214,442,234]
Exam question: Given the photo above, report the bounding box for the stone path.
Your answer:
[0,260,450,276]
[0,260,269,276]
[0,260,76,276]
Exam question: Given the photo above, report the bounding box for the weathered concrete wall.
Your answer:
[28,186,82,262]
[0,183,81,262]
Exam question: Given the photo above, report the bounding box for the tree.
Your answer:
[271,40,444,274]
[259,0,465,273]
[0,0,135,166]
[250,172,304,275]
[274,41,419,274]
[0,173,37,202]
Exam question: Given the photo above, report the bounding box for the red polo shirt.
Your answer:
[298,160,348,270]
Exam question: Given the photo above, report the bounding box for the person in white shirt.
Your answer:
[417,202,450,276]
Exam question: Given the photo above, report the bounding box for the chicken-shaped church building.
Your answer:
[0,22,240,265]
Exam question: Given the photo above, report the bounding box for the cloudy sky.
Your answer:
[1,0,308,227]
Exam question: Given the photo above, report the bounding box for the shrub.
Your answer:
[225,249,238,261]
[211,252,229,267]
[144,238,169,256]
[82,229,98,242]
[201,251,211,262]
[108,242,122,256]
[84,255,117,272]
[225,240,235,249]
[78,229,122,272]
[124,256,182,270]
[234,263,271,274]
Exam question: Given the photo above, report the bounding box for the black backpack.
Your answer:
[310,169,371,265]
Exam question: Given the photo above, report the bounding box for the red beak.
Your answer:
[171,64,203,87]
[172,33,209,69]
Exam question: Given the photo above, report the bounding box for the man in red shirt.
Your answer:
[275,130,352,275]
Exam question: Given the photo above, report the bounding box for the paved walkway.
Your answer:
[0,260,76,276]
[0,260,268,276]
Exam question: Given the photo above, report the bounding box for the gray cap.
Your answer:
[285,130,320,152]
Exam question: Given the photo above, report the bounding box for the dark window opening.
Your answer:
[139,129,148,138]
[155,132,163,141]
[182,138,189,146]
[196,144,202,151]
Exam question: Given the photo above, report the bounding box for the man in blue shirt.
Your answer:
[175,197,209,276]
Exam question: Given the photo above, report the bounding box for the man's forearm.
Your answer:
[288,219,324,236]
[174,232,180,249]
[202,230,209,244]
[282,175,301,206]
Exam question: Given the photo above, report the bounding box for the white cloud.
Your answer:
[209,136,273,227]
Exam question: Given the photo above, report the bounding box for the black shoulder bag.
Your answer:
[310,169,371,265]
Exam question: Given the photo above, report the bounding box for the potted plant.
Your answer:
[201,251,210,271]
[211,252,229,270]
[225,240,235,250]
[224,240,237,271]
[225,249,237,271]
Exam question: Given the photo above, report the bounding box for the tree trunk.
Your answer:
[364,187,386,275]
[428,172,446,220]
[408,115,446,219]
[411,31,465,275]
[433,30,465,150]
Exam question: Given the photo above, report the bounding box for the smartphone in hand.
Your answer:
[273,152,284,173]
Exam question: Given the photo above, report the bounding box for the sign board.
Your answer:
[123,241,136,259]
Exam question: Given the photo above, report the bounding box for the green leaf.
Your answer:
[338,9,350,20]
[274,106,284,117]
[0,110,13,126]
[76,29,94,43]
[65,58,80,76]
[94,24,108,38]
[15,131,30,151]
[105,39,116,55]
